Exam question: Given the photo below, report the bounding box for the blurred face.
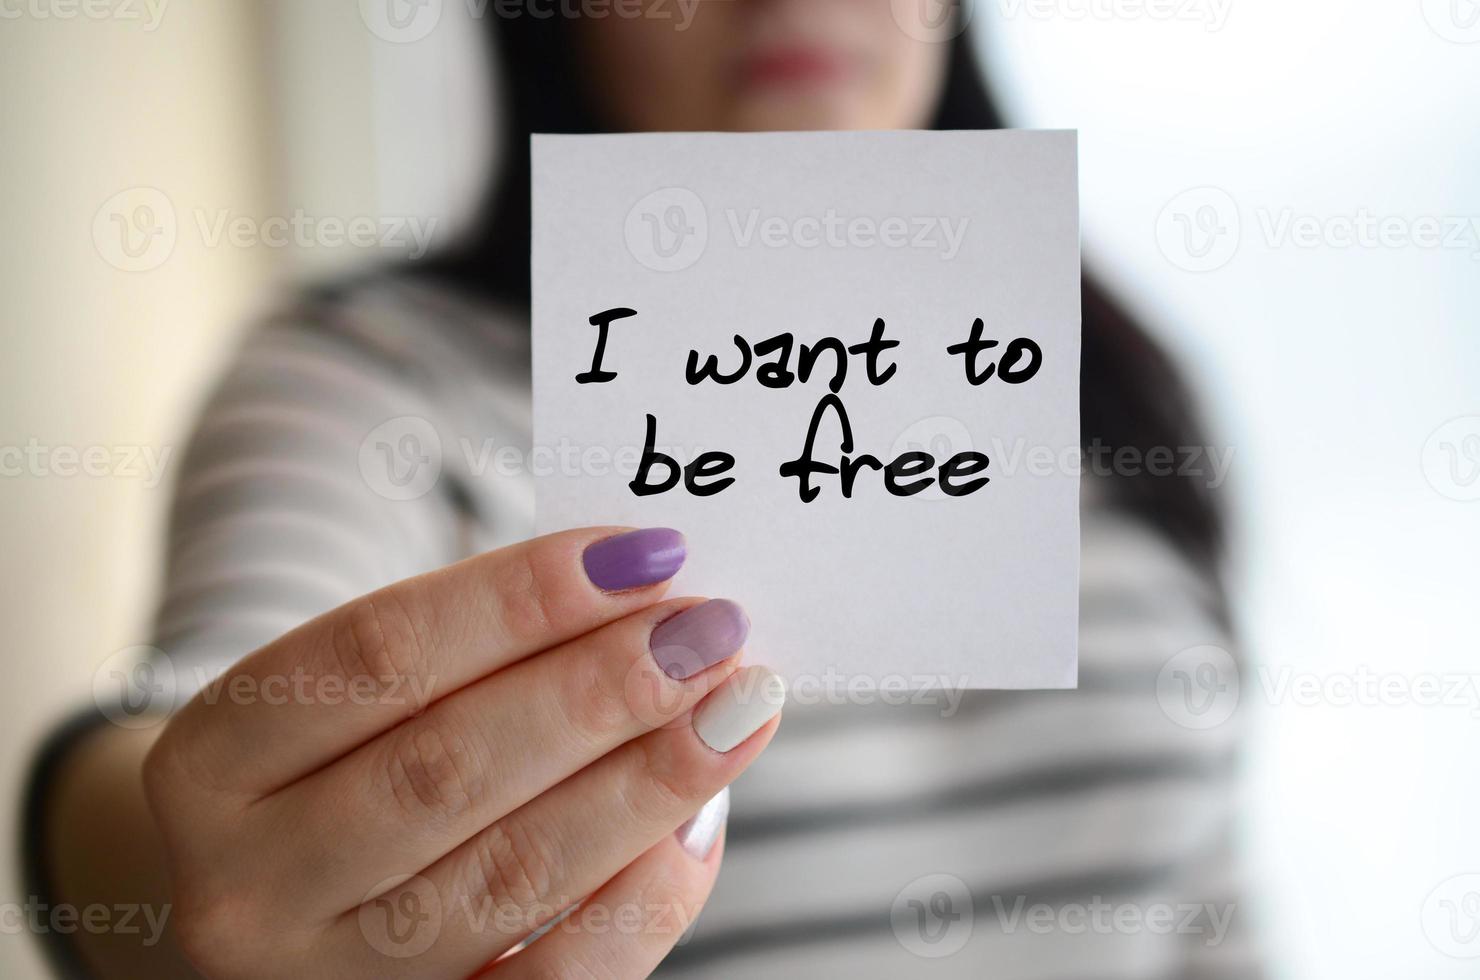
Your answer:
[574,0,952,132]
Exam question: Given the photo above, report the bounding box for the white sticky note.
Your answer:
[533,130,1080,690]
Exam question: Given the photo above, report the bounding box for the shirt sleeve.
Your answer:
[149,307,470,696]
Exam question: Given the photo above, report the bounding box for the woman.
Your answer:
[29,3,1255,977]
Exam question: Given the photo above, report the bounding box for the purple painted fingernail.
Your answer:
[583,528,686,592]
[650,599,749,680]
[677,787,729,861]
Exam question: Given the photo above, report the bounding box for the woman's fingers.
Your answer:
[150,527,686,800]
[488,824,726,979]
[260,597,750,912]
[331,666,786,978]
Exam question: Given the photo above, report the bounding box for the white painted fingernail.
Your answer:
[676,787,729,860]
[693,666,786,753]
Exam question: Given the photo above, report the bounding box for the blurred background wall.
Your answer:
[2,1,1477,977]
[2,6,271,976]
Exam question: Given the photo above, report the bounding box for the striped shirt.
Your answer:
[153,276,1258,979]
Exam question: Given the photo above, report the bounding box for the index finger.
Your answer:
[151,526,686,799]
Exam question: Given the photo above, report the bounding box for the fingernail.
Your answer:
[676,787,729,861]
[693,666,787,753]
[583,528,686,592]
[650,599,749,680]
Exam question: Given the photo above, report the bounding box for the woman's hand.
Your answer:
[141,527,784,979]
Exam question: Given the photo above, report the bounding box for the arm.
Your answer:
[33,303,771,978]
[34,723,195,978]
[33,307,462,975]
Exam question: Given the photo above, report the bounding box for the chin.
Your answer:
[728,91,885,132]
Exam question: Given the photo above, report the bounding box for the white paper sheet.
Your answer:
[533,130,1080,690]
